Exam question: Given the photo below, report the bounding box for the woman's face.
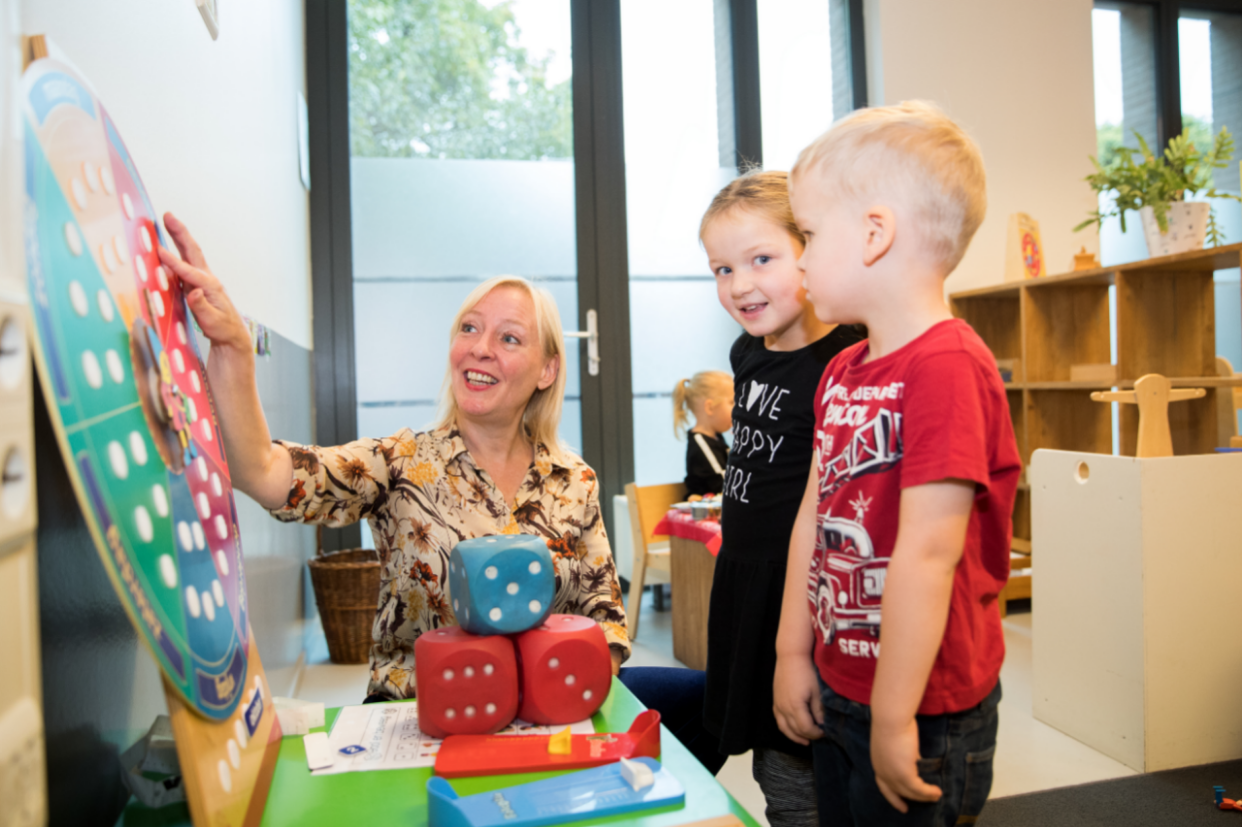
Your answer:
[449,286,559,429]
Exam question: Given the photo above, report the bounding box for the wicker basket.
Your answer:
[308,548,381,664]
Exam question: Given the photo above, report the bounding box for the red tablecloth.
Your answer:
[652,509,723,556]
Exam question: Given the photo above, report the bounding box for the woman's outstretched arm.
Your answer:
[158,213,293,510]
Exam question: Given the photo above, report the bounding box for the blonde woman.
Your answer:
[158,214,629,703]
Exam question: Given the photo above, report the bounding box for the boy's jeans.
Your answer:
[811,677,1000,827]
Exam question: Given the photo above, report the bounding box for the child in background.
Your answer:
[774,101,1020,826]
[673,371,734,497]
[700,170,865,827]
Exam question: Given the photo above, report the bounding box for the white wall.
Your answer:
[864,0,1100,293]
[18,0,313,348]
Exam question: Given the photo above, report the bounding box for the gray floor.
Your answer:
[292,593,1136,826]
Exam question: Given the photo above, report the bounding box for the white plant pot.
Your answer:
[1138,201,1209,258]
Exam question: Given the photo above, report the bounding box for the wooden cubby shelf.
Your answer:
[949,242,1242,615]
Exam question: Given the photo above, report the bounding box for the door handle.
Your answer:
[563,309,600,377]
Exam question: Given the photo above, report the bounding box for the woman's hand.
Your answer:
[158,213,251,355]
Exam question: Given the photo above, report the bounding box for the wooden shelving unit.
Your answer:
[949,242,1242,614]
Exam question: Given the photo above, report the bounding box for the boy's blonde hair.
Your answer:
[700,169,804,247]
[436,276,569,465]
[672,371,733,438]
[791,100,987,272]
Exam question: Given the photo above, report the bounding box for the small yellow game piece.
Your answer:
[548,726,572,755]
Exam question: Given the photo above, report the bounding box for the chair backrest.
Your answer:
[1217,356,1239,446]
[624,481,687,554]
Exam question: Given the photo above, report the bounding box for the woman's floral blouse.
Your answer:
[269,424,630,700]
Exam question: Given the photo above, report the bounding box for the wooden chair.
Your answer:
[624,481,686,640]
[1216,356,1242,448]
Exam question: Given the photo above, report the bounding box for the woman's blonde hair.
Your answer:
[672,371,733,438]
[700,169,803,246]
[436,276,569,465]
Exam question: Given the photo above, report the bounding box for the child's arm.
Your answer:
[772,464,824,745]
[869,479,975,813]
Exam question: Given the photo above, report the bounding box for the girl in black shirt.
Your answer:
[672,371,734,496]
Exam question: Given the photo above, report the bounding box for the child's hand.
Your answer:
[773,654,824,745]
[870,718,942,813]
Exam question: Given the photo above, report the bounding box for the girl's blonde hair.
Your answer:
[436,276,569,465]
[672,371,733,438]
[700,169,803,245]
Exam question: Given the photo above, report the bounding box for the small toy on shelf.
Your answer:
[434,710,661,778]
[1216,785,1242,811]
[1072,246,1100,271]
[1090,373,1206,458]
[426,757,684,827]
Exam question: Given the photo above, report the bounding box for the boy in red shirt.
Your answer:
[773,101,1021,826]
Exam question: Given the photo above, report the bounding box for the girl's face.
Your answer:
[449,286,559,428]
[702,208,810,350]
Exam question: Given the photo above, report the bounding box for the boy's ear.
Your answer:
[862,205,896,267]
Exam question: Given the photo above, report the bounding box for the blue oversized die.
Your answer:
[449,535,555,636]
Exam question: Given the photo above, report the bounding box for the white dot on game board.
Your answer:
[202,591,216,621]
[141,225,153,253]
[489,607,502,622]
[217,759,232,794]
[227,738,241,770]
[104,349,123,384]
[464,666,474,678]
[134,255,147,283]
[548,658,559,670]
[195,456,208,481]
[582,689,592,701]
[201,419,214,442]
[212,579,224,607]
[83,162,100,192]
[192,521,206,551]
[176,321,187,344]
[71,177,88,210]
[64,223,83,256]
[172,348,185,374]
[100,242,118,274]
[234,720,248,750]
[485,703,496,715]
[185,397,198,422]
[97,289,115,322]
[528,600,541,614]
[156,265,169,291]
[214,514,228,540]
[196,492,211,519]
[128,432,148,466]
[483,663,494,676]
[134,506,153,542]
[216,550,229,577]
[485,566,498,580]
[151,484,169,518]
[151,290,166,318]
[112,235,128,264]
[528,561,541,575]
[443,669,454,681]
[178,521,193,551]
[506,582,519,595]
[464,706,476,718]
[100,166,115,196]
[107,440,129,479]
[190,370,202,394]
[445,708,456,719]
[185,586,201,618]
[565,674,576,686]
[121,192,135,220]
[68,281,88,317]
[158,554,177,589]
[211,473,223,498]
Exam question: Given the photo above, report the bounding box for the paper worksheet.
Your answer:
[311,703,595,775]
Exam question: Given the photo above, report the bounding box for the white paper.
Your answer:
[310,702,595,775]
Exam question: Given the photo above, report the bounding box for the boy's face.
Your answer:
[790,177,867,325]
[702,209,808,344]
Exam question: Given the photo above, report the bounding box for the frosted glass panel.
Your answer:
[757,0,835,172]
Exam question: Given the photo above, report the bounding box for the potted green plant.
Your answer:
[1075,127,1242,257]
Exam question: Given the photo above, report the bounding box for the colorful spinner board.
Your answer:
[22,58,249,719]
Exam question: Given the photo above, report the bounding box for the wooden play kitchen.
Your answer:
[949,242,1242,613]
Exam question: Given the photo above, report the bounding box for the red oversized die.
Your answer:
[414,626,519,738]
[515,614,612,725]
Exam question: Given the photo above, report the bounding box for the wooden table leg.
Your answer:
[670,535,718,671]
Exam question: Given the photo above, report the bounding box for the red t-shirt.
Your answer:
[808,319,1020,715]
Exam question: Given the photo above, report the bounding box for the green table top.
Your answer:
[120,677,760,827]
